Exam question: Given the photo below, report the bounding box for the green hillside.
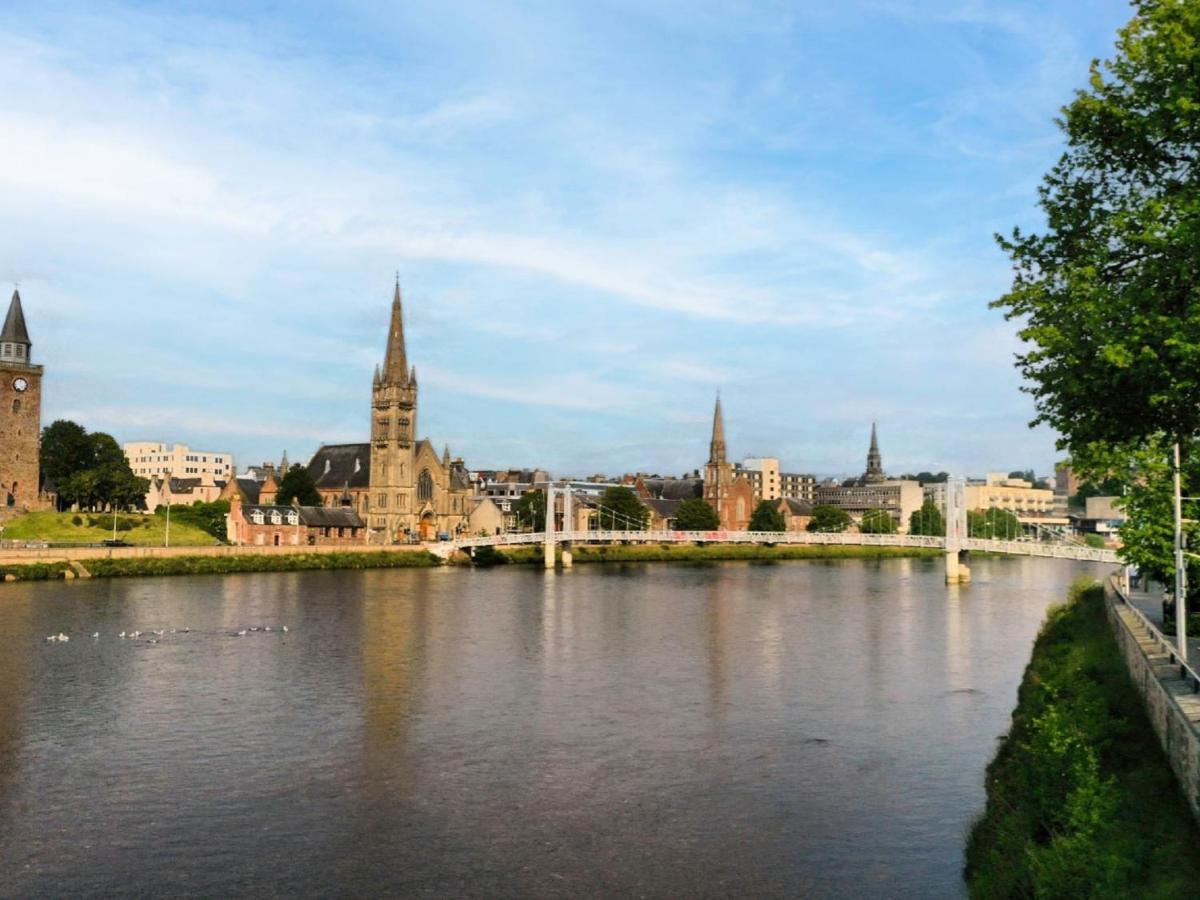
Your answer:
[1,511,219,547]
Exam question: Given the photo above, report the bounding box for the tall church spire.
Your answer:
[864,421,885,484]
[382,276,408,383]
[709,393,726,464]
[1,289,31,363]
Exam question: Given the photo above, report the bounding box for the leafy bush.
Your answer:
[70,515,82,527]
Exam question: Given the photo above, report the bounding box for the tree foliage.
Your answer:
[515,490,545,532]
[969,507,1023,540]
[674,498,720,530]
[597,486,650,530]
[748,500,785,532]
[992,1,1200,451]
[859,508,897,534]
[275,464,322,507]
[157,500,231,542]
[40,419,94,486]
[51,428,147,511]
[807,505,852,533]
[909,499,946,536]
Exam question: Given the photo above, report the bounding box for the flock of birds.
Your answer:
[44,624,290,644]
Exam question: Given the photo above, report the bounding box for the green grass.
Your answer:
[83,550,441,579]
[0,560,72,581]
[2,511,218,546]
[964,579,1200,898]
[478,543,939,565]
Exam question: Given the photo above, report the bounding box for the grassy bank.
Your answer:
[3,511,217,546]
[964,579,1200,898]
[84,550,441,579]
[475,543,940,565]
[0,560,73,581]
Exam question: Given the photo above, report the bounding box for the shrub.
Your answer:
[70,515,83,527]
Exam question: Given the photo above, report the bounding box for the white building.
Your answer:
[124,442,235,486]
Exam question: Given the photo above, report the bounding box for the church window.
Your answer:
[399,493,408,510]
[11,399,18,414]
[377,493,387,508]
[418,469,434,502]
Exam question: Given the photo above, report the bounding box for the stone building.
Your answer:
[702,395,754,530]
[124,442,234,485]
[0,290,48,517]
[367,281,472,542]
[813,425,923,530]
[307,443,370,517]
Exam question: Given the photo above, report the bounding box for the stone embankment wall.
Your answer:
[0,542,435,566]
[1107,580,1200,823]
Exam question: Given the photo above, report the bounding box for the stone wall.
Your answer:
[1107,580,1200,824]
[0,542,434,566]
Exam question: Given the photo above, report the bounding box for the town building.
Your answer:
[307,443,370,518]
[0,290,50,516]
[740,457,780,500]
[702,395,755,530]
[226,495,366,546]
[775,497,814,532]
[145,476,226,513]
[812,425,923,529]
[924,472,1068,528]
[124,442,234,485]
[779,471,816,502]
[1054,462,1080,516]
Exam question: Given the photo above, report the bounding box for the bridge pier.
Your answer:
[544,484,556,570]
[945,549,971,584]
[944,477,970,585]
[561,489,573,568]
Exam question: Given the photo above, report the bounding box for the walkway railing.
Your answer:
[1110,573,1200,693]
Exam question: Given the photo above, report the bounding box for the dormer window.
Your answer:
[270,511,282,525]
[251,511,265,525]
[287,512,299,525]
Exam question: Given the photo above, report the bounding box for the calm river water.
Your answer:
[0,556,1107,898]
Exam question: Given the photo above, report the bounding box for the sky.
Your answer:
[0,0,1135,479]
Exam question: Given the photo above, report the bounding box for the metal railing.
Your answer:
[1110,573,1200,692]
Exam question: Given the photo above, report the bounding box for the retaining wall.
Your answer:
[1107,580,1200,824]
[0,542,435,566]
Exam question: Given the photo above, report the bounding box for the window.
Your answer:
[11,399,18,414]
[418,469,434,502]
[251,511,265,525]
[270,511,282,525]
[287,513,299,525]
[377,493,387,508]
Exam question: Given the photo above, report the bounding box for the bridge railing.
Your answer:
[1110,573,1200,692]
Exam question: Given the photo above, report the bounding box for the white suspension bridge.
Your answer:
[445,479,1120,580]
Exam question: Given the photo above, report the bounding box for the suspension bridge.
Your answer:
[446,479,1121,579]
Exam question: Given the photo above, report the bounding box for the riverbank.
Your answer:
[964,579,1200,897]
[0,550,440,581]
[471,543,942,566]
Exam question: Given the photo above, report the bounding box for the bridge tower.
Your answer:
[945,477,970,584]
[561,486,573,569]
[543,483,556,569]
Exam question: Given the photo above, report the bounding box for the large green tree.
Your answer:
[860,508,897,534]
[807,505,852,533]
[969,507,1023,541]
[56,431,147,511]
[909,499,946,536]
[514,490,545,532]
[748,500,785,532]
[674,498,720,530]
[597,486,650,530]
[39,419,94,486]
[275,464,322,507]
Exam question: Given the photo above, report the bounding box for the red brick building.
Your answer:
[226,495,367,547]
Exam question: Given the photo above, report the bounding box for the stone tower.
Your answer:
[703,394,731,520]
[0,289,44,514]
[863,422,885,484]
[369,279,419,539]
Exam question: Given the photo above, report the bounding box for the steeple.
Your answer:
[708,393,726,464]
[864,422,885,484]
[280,449,290,474]
[382,276,408,383]
[442,444,451,467]
[1,289,32,363]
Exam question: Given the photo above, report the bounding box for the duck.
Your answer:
[281,625,289,633]
[58,633,69,642]
[92,632,100,639]
[118,631,127,639]
[236,629,247,637]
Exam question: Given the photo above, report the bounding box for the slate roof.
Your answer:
[242,505,365,529]
[779,498,814,516]
[642,477,703,501]
[645,498,683,519]
[1,290,30,345]
[232,478,262,504]
[307,443,370,490]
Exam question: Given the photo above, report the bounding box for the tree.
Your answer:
[807,505,851,533]
[597,486,649,530]
[748,500,785,532]
[157,499,230,542]
[909,500,946,536]
[914,471,949,485]
[40,420,94,487]
[860,508,897,534]
[992,2,1200,453]
[674,498,720,530]
[1008,470,1036,484]
[275,464,321,507]
[969,507,1023,540]
[515,490,545,532]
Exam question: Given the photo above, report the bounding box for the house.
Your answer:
[226,495,366,546]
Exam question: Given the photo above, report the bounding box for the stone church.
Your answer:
[0,290,49,518]
[305,281,472,542]
[702,394,755,530]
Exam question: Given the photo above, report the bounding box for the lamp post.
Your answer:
[1174,442,1188,663]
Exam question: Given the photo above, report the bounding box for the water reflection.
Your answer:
[0,557,1110,898]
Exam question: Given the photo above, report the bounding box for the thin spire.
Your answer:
[382,278,408,382]
[709,393,726,464]
[865,421,885,483]
[1,289,31,355]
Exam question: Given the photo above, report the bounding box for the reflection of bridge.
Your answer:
[449,529,1119,564]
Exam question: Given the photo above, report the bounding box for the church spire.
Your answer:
[864,421,885,483]
[382,276,408,383]
[1,289,31,363]
[708,393,726,464]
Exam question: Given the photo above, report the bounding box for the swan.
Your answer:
[281,626,289,633]
[119,631,126,639]
[92,632,99,639]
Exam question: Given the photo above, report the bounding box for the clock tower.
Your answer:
[0,289,45,514]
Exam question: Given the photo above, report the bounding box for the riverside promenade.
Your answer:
[1125,581,1200,665]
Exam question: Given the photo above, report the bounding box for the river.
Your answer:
[0,556,1108,897]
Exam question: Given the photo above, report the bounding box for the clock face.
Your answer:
[12,378,28,393]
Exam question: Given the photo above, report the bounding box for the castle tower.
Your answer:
[864,422,885,484]
[369,278,419,539]
[0,290,45,514]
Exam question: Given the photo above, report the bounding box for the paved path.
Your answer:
[1125,581,1200,664]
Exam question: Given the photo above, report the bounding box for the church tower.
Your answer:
[863,422,886,484]
[0,290,45,514]
[703,394,732,522]
[369,279,419,539]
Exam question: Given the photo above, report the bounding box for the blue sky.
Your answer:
[0,0,1133,479]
